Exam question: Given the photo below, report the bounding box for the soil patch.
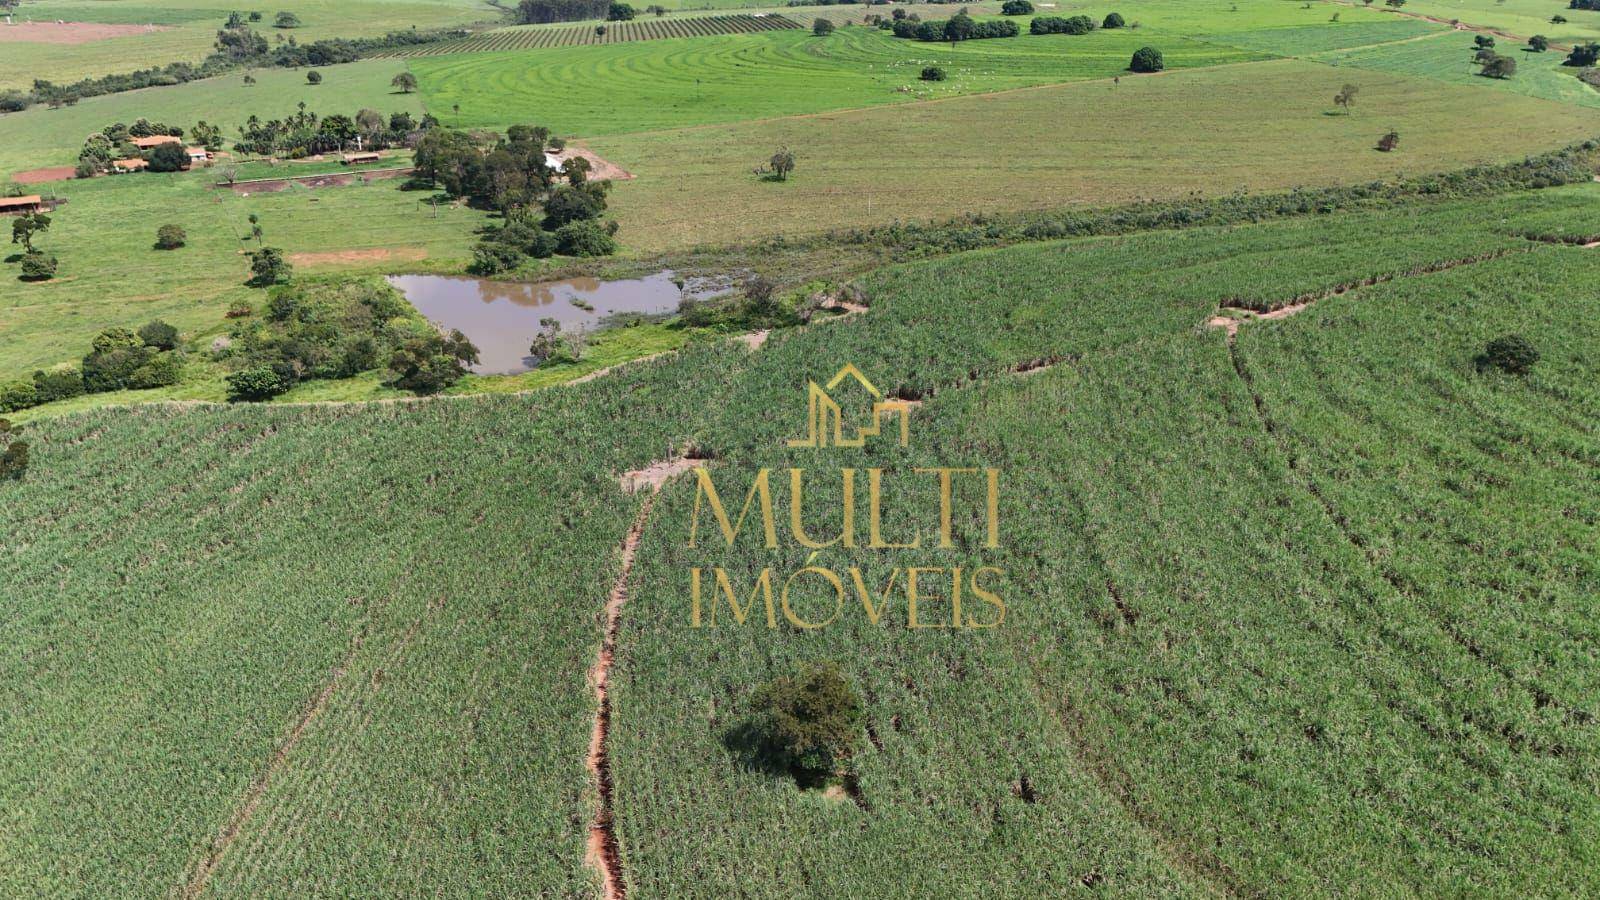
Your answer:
[11,166,76,184]
[288,247,428,267]
[219,167,412,194]
[0,21,168,45]
[553,145,634,182]
[619,456,704,493]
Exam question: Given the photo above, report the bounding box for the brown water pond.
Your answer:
[386,271,721,374]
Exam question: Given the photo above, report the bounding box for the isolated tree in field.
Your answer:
[1334,83,1359,113]
[306,69,322,85]
[274,11,301,28]
[1129,45,1164,72]
[1474,34,1495,51]
[745,662,862,778]
[608,2,635,20]
[921,65,947,81]
[243,73,257,86]
[248,247,291,286]
[1480,54,1516,78]
[1529,34,1549,52]
[154,224,187,250]
[595,23,607,35]
[1480,334,1538,374]
[1384,0,1405,7]
[813,17,835,35]
[391,72,418,93]
[1377,129,1400,152]
[1552,14,1568,23]
[647,4,667,14]
[1103,11,1125,27]
[19,253,56,281]
[249,10,263,21]
[1001,0,1034,14]
[769,147,796,180]
[11,212,50,254]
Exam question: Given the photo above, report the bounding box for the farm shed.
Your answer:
[0,195,44,215]
[341,152,382,165]
[131,135,183,150]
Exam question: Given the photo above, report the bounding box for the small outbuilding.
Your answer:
[186,146,212,163]
[341,152,382,165]
[113,158,150,173]
[131,135,183,150]
[0,195,44,215]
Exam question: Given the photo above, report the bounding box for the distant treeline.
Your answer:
[515,0,612,24]
[0,28,465,113]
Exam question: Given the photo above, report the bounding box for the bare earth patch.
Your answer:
[11,166,76,184]
[619,456,704,494]
[0,21,169,44]
[552,145,634,181]
[287,247,428,267]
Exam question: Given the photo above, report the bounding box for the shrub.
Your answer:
[1474,34,1495,50]
[1129,45,1164,72]
[555,219,617,256]
[306,70,322,85]
[0,380,38,413]
[1529,34,1549,52]
[138,320,180,351]
[82,327,155,392]
[1480,54,1516,78]
[155,224,187,250]
[813,17,835,35]
[1001,0,1034,14]
[608,1,636,20]
[1031,14,1095,34]
[1481,334,1539,375]
[19,252,57,281]
[1565,42,1599,66]
[0,429,28,481]
[386,329,479,394]
[128,352,182,389]
[471,240,525,274]
[921,65,947,81]
[32,367,85,403]
[1103,11,1125,27]
[745,662,862,777]
[227,365,293,401]
[1377,129,1400,152]
[275,11,302,27]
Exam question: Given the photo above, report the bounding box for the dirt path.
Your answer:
[10,165,76,184]
[1323,0,1574,52]
[586,495,658,900]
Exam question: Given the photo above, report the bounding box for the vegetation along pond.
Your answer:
[386,271,723,374]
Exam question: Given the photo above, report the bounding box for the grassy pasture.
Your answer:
[410,24,1265,134]
[591,58,1600,251]
[0,165,487,381]
[1204,17,1450,55]
[1313,29,1600,108]
[0,0,497,90]
[6,187,1598,894]
[1383,0,1600,42]
[0,58,424,177]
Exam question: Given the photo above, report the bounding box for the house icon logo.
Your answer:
[788,364,912,449]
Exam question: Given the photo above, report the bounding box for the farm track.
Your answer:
[372,14,800,58]
[587,492,662,900]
